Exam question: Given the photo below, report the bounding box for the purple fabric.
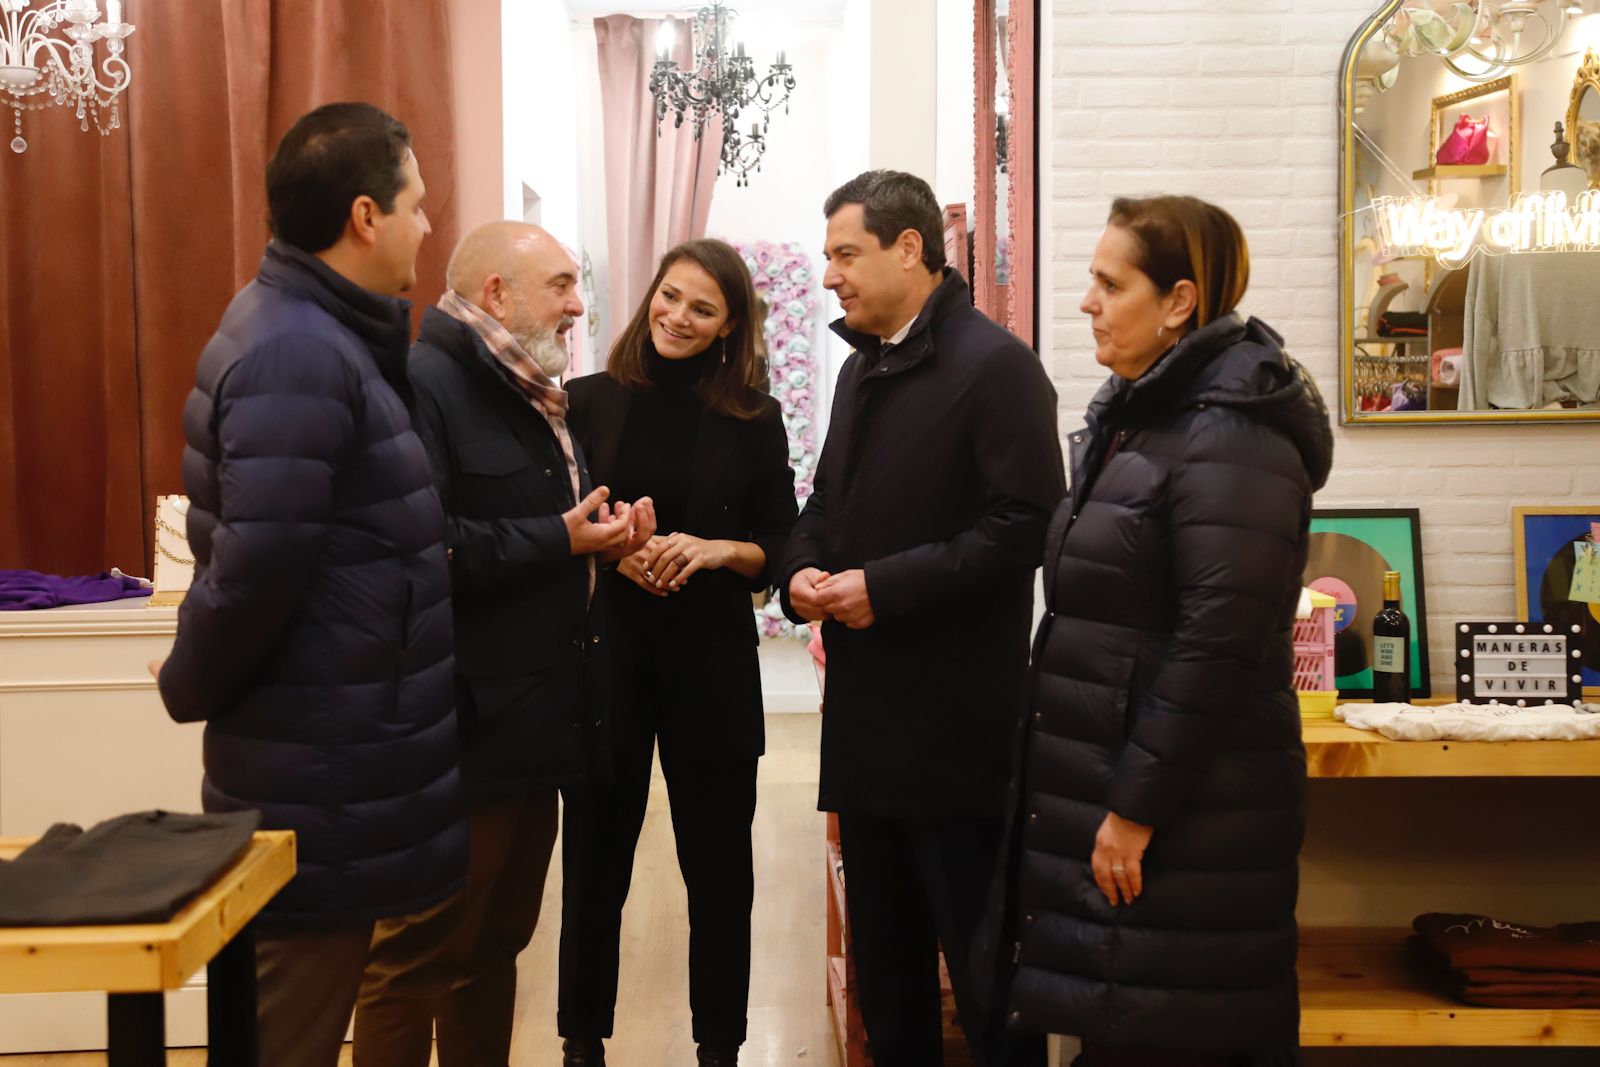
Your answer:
[0,570,150,610]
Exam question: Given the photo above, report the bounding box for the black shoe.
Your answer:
[696,1045,739,1066]
[563,1037,607,1067]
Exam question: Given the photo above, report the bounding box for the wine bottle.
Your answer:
[1371,570,1411,704]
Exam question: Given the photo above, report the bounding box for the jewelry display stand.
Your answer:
[149,495,193,607]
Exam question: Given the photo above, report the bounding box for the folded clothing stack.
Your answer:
[1336,701,1600,741]
[1377,310,1429,337]
[1410,913,1600,1008]
[1432,346,1464,386]
[0,810,260,926]
[0,568,151,610]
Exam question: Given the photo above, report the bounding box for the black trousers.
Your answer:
[557,723,758,1048]
[837,812,1046,1067]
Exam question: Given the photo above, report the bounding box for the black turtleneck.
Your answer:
[613,346,711,536]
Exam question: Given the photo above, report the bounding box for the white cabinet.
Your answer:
[0,598,208,1052]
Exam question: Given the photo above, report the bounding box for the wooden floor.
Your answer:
[1,714,837,1067]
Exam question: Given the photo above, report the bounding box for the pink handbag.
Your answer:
[1437,114,1491,165]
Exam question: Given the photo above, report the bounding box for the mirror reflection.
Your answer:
[994,0,1012,298]
[1342,2,1600,420]
[1576,79,1600,181]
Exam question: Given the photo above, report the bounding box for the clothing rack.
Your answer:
[1351,346,1429,411]
[1353,352,1430,364]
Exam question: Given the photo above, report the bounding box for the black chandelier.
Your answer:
[648,2,796,188]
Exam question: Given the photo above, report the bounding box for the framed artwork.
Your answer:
[1513,506,1600,692]
[1425,76,1518,194]
[1303,508,1431,699]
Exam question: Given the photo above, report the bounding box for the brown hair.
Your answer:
[1106,196,1249,330]
[607,238,766,420]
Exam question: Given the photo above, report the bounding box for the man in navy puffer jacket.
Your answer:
[156,102,467,1067]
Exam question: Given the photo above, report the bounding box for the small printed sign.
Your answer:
[1374,635,1405,674]
[1570,541,1600,606]
[1455,621,1585,705]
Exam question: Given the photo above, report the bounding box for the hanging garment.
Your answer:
[1460,251,1600,409]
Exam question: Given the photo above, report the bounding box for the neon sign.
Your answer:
[1374,190,1600,268]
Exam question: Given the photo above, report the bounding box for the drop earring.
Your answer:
[720,337,728,365]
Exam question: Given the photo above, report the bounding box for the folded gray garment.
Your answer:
[0,809,261,926]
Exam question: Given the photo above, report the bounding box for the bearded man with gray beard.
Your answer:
[351,221,656,1066]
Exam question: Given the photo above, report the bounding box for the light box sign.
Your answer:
[1455,621,1585,706]
[1374,190,1600,269]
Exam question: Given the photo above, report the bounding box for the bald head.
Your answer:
[448,221,561,298]
[446,221,583,375]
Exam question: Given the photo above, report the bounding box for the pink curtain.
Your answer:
[0,0,458,577]
[595,15,722,325]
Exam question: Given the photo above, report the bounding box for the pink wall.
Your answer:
[448,0,505,233]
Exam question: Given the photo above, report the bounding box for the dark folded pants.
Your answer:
[0,809,260,925]
[1411,914,1600,975]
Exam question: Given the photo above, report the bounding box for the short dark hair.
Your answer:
[1107,195,1250,330]
[824,170,946,273]
[266,102,413,253]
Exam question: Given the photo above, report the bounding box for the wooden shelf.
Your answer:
[827,840,847,925]
[828,955,852,1066]
[1352,335,1428,346]
[824,836,869,1067]
[1303,720,1600,778]
[1411,164,1509,180]
[1300,928,1600,1047]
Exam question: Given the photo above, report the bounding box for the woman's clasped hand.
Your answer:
[619,533,732,594]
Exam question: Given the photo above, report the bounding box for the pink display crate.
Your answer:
[1293,589,1338,716]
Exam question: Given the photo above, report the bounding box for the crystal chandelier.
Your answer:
[0,0,134,155]
[648,2,795,188]
[1384,1,1575,82]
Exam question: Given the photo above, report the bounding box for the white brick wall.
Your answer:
[1047,0,1600,696]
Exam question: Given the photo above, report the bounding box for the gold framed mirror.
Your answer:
[1339,2,1600,425]
[1568,48,1600,190]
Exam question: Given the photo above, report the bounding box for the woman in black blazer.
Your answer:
[557,238,797,1067]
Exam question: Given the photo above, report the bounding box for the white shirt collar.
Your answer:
[882,318,914,348]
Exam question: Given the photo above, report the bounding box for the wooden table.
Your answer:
[1304,719,1600,778]
[0,829,295,1065]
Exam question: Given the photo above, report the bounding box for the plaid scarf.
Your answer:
[438,289,571,419]
[438,290,592,598]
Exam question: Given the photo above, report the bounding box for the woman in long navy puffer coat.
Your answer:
[994,196,1332,1067]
